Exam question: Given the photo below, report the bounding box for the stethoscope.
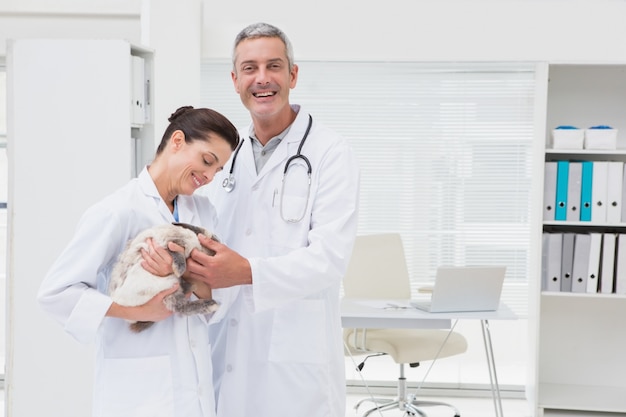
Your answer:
[222,114,313,223]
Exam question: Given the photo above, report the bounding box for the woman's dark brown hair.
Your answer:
[156,106,239,155]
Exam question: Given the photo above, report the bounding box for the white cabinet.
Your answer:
[5,39,153,417]
[531,63,626,416]
[130,44,155,175]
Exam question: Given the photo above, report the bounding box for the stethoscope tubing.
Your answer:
[222,114,313,192]
[284,114,313,175]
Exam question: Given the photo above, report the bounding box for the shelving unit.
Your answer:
[130,43,155,176]
[531,64,626,417]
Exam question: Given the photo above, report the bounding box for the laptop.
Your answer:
[410,266,506,313]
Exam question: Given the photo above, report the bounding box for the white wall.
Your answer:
[141,0,203,142]
[201,0,626,63]
[0,1,142,56]
[3,0,626,99]
[3,0,626,122]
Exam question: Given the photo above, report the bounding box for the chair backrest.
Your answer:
[343,233,411,299]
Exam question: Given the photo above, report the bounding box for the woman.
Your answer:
[37,106,239,417]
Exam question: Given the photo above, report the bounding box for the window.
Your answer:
[201,61,535,390]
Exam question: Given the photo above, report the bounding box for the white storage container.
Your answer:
[552,127,584,149]
[584,127,618,150]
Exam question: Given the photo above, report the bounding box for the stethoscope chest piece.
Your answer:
[222,138,244,193]
[222,175,236,193]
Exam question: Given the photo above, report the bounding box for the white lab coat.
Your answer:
[38,168,227,417]
[203,105,360,417]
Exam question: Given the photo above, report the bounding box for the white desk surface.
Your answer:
[341,298,517,330]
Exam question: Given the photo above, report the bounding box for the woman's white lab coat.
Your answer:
[203,106,360,417]
[38,167,226,417]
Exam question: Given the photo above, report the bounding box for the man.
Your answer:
[189,22,360,417]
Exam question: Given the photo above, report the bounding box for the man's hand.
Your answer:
[185,234,252,289]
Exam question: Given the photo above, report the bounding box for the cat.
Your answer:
[109,222,219,333]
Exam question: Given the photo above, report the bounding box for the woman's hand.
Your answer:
[140,237,183,277]
[107,284,179,322]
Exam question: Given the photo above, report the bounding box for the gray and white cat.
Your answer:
[109,222,219,333]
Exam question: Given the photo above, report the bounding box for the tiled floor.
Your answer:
[346,393,531,417]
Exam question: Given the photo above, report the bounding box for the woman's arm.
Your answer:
[106,284,178,321]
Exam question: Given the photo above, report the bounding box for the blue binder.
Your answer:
[555,160,569,221]
[580,161,593,221]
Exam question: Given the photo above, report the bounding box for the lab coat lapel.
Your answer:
[237,134,258,184]
[137,168,178,223]
[175,196,199,225]
[256,111,311,180]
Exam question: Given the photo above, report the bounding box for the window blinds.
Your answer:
[200,61,536,317]
[0,68,6,140]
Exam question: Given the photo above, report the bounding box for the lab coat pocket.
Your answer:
[269,300,328,364]
[97,355,174,417]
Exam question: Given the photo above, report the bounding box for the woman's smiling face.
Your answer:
[171,131,233,195]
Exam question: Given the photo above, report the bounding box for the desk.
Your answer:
[341,298,517,417]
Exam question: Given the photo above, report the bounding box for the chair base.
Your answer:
[354,375,461,417]
[355,397,461,417]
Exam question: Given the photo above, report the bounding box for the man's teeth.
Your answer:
[255,92,274,97]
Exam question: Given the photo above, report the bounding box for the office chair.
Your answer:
[343,233,468,417]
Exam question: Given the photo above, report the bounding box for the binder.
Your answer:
[541,233,549,290]
[541,232,550,291]
[571,233,591,293]
[566,162,582,222]
[543,161,558,221]
[555,161,569,221]
[600,233,617,294]
[622,164,626,223]
[543,233,562,292]
[586,233,602,293]
[606,161,624,224]
[591,161,608,223]
[580,161,593,222]
[560,233,575,292]
[615,234,626,294]
[130,55,146,125]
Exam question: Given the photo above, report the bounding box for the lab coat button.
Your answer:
[226,364,233,372]
[230,318,238,326]
[245,229,252,236]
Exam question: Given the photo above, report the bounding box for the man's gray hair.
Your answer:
[232,22,294,72]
